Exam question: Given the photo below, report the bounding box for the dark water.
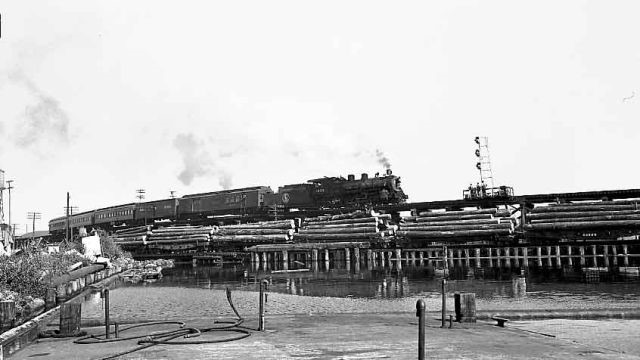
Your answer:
[118,263,640,300]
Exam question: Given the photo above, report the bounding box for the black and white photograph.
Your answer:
[1,1,639,359]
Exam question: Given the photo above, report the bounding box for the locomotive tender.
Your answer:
[48,170,407,237]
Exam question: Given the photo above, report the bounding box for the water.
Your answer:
[126,263,640,300]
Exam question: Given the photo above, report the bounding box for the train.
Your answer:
[49,169,407,237]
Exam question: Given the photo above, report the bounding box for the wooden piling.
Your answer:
[536,247,543,267]
[504,248,511,268]
[474,248,481,268]
[546,246,553,267]
[522,247,528,267]
[464,249,470,267]
[555,245,561,267]
[567,246,573,266]
[603,245,610,267]
[513,248,520,268]
[0,301,16,332]
[448,249,454,268]
[59,303,82,336]
[282,250,289,270]
[612,245,618,266]
[591,245,598,267]
[487,248,493,267]
[579,246,586,266]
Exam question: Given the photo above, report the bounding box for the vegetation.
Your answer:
[0,246,84,299]
[0,233,130,300]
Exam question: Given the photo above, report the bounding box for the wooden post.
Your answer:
[496,247,502,267]
[0,301,16,332]
[591,245,598,267]
[312,249,319,263]
[555,245,561,267]
[59,303,82,336]
[536,247,543,267]
[504,247,511,268]
[282,250,289,270]
[612,245,618,266]
[456,249,462,267]
[324,249,330,270]
[448,249,454,268]
[474,248,481,268]
[345,247,351,264]
[546,246,553,267]
[454,293,476,323]
[623,245,629,266]
[261,252,267,270]
[354,247,361,272]
[395,248,402,270]
[464,249,470,268]
[522,247,528,268]
[567,246,573,266]
[487,247,493,267]
[579,246,586,266]
[419,251,424,265]
[513,248,520,268]
[603,245,610,267]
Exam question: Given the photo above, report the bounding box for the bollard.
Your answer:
[103,289,110,339]
[259,280,268,331]
[449,314,453,329]
[114,322,119,338]
[416,299,426,360]
[441,279,447,328]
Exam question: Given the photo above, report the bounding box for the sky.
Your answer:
[1,1,639,233]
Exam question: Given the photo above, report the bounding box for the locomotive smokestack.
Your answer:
[361,173,368,180]
[348,174,355,181]
[386,169,392,176]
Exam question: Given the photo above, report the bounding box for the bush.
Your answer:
[0,248,85,299]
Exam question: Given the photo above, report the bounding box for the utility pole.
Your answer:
[27,212,41,242]
[65,192,70,243]
[63,205,78,241]
[6,180,13,235]
[136,189,146,225]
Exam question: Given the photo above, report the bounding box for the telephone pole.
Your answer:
[27,212,41,242]
[65,192,70,243]
[6,180,13,235]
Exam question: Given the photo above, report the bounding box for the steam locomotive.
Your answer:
[48,169,407,236]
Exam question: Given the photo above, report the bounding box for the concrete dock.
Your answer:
[10,313,638,359]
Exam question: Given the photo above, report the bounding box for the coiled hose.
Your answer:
[74,288,253,359]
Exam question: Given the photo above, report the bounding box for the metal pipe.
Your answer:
[259,280,268,331]
[416,299,426,360]
[441,279,447,328]
[104,289,110,339]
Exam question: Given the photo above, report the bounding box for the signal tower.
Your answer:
[474,136,495,190]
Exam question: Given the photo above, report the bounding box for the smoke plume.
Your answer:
[375,149,391,170]
[173,133,233,189]
[9,70,70,148]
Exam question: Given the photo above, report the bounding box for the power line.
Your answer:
[136,189,146,201]
[27,211,41,242]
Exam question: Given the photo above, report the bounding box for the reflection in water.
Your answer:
[126,262,640,300]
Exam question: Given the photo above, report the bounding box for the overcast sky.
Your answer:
[1,1,639,232]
